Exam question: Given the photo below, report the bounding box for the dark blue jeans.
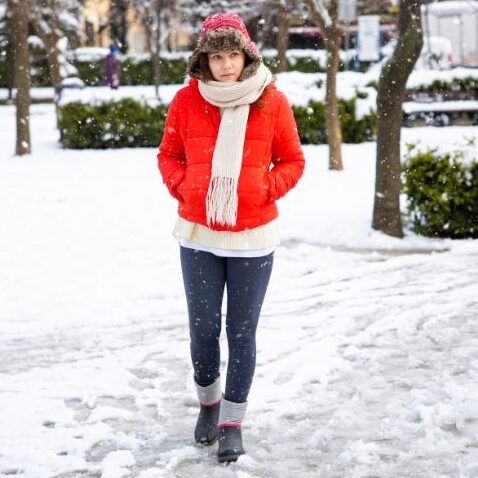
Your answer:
[179,246,274,403]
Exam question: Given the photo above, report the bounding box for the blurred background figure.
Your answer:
[104,44,120,89]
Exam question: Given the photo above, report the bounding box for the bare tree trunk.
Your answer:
[43,33,61,88]
[30,0,62,90]
[303,0,343,170]
[276,0,288,73]
[372,0,424,238]
[324,9,343,170]
[9,0,31,155]
[259,6,274,49]
[153,1,162,99]
[152,48,160,98]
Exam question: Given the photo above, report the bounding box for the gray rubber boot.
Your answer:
[217,398,248,463]
[194,376,222,446]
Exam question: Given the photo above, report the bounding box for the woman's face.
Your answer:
[207,49,246,82]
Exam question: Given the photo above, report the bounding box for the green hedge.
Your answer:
[58,99,167,149]
[71,57,189,86]
[366,77,478,99]
[263,56,326,73]
[58,95,376,149]
[292,96,377,144]
[0,48,51,88]
[72,61,104,86]
[402,146,478,238]
[0,60,7,88]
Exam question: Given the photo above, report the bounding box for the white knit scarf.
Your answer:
[198,63,273,226]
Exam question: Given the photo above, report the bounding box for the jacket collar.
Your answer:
[188,77,199,90]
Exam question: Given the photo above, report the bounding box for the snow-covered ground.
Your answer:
[1,104,478,478]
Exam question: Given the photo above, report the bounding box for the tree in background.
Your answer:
[109,0,129,54]
[131,0,178,98]
[302,0,343,170]
[372,0,423,238]
[357,0,395,15]
[182,0,265,40]
[28,0,83,91]
[7,0,30,155]
[275,0,289,72]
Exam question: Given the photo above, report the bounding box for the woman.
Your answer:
[157,12,304,463]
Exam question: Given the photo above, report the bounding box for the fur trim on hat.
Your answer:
[187,28,262,81]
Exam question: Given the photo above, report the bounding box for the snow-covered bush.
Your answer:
[58,95,376,149]
[366,76,478,100]
[58,99,167,149]
[121,58,188,86]
[264,55,326,74]
[402,146,478,238]
[292,97,377,144]
[409,77,478,98]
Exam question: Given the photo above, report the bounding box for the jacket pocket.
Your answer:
[261,172,275,205]
[176,177,186,202]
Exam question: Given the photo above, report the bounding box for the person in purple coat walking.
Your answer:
[104,44,120,89]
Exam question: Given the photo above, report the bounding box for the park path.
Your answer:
[1,240,477,478]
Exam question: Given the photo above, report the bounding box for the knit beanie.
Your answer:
[186,12,262,81]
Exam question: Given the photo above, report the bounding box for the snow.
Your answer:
[0,87,56,102]
[59,77,85,89]
[405,67,478,89]
[403,100,478,113]
[58,11,82,31]
[425,0,478,16]
[27,35,44,48]
[71,47,111,62]
[1,99,478,477]
[69,48,193,63]
[57,85,179,107]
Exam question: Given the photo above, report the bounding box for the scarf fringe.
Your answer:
[206,177,239,226]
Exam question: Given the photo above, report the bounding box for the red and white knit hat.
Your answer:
[186,12,262,81]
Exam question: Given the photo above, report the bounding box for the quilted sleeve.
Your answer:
[267,92,305,202]
[157,92,186,201]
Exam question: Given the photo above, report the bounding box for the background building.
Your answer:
[81,0,191,53]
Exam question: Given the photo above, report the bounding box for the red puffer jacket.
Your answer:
[157,77,304,232]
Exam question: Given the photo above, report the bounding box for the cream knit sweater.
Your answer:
[173,216,280,251]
